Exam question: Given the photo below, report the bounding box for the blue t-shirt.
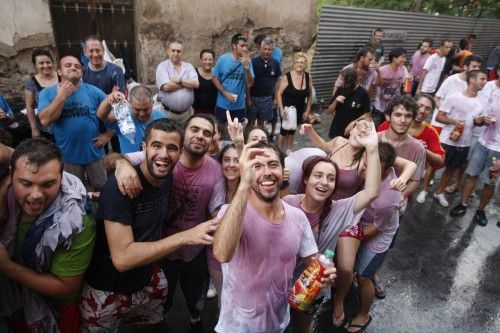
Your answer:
[213,53,254,110]
[273,47,283,70]
[83,62,126,94]
[250,56,281,97]
[38,83,106,164]
[112,108,166,153]
[0,94,14,129]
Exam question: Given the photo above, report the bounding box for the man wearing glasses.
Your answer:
[212,33,255,135]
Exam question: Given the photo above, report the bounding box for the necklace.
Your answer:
[383,131,406,150]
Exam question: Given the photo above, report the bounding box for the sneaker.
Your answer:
[433,192,449,207]
[450,203,467,217]
[416,191,428,204]
[189,320,205,333]
[206,279,217,298]
[473,209,488,226]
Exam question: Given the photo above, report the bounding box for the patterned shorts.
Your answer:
[339,222,364,240]
[80,266,168,333]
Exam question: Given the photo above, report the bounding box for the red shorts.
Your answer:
[339,222,364,240]
[9,300,81,333]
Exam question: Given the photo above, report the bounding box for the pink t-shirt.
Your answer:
[360,168,401,253]
[283,193,364,251]
[439,92,485,147]
[165,155,226,261]
[410,50,430,79]
[374,65,408,112]
[478,80,500,152]
[215,201,317,333]
[378,131,426,181]
[334,63,378,92]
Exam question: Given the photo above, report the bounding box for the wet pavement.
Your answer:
[123,111,500,332]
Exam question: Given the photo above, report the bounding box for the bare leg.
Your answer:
[478,184,495,210]
[286,133,294,151]
[278,134,286,151]
[346,277,373,332]
[290,308,313,333]
[460,175,477,206]
[333,237,361,325]
[436,167,455,194]
[422,167,435,192]
[451,167,465,190]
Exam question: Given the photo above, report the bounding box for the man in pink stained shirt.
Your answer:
[408,38,433,95]
[213,142,336,333]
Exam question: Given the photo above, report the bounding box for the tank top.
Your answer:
[193,68,218,112]
[282,71,310,120]
[332,168,364,200]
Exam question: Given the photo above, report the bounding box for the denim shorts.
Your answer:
[356,246,386,279]
[465,142,500,186]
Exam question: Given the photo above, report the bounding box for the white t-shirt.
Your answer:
[421,53,446,93]
[478,80,500,152]
[285,148,326,194]
[439,92,485,147]
[215,201,318,333]
[432,74,468,127]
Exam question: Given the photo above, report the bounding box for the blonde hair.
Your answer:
[293,52,307,63]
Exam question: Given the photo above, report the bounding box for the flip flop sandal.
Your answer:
[372,277,386,299]
[345,315,372,333]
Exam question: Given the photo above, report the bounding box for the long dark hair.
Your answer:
[340,67,358,94]
[299,156,340,234]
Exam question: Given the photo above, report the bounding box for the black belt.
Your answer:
[162,104,187,114]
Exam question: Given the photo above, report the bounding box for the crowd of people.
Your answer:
[0,27,499,333]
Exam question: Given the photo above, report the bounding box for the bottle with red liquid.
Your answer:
[490,156,498,179]
[288,249,335,311]
[449,126,463,142]
[403,76,413,94]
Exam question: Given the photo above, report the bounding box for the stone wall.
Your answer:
[0,0,55,107]
[135,0,318,84]
[0,0,317,105]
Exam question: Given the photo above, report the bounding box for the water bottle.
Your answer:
[288,249,335,311]
[112,99,136,144]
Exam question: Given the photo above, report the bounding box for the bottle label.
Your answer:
[288,257,325,311]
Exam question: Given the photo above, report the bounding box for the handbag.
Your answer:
[281,106,297,130]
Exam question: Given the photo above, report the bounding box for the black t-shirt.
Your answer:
[250,56,282,97]
[328,86,370,139]
[85,165,173,294]
[193,68,218,112]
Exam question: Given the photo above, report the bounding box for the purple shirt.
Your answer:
[410,50,430,79]
[215,201,317,333]
[165,155,226,261]
[374,65,408,112]
[360,169,401,253]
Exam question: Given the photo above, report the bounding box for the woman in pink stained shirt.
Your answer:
[300,121,415,328]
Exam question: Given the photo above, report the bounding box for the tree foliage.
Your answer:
[318,0,500,19]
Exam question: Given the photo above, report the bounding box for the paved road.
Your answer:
[123,110,500,332]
